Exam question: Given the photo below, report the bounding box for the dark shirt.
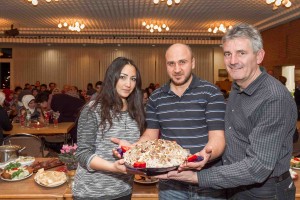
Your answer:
[51,94,85,122]
[0,105,13,145]
[198,71,297,189]
[294,88,300,106]
[50,94,85,143]
[146,74,226,154]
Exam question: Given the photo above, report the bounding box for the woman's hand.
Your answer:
[111,137,133,158]
[113,159,128,174]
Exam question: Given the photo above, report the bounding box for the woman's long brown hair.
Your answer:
[92,57,145,134]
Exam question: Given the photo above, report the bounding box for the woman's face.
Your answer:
[28,100,36,109]
[116,64,137,101]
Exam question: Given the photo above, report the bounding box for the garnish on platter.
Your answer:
[290,157,300,169]
[0,162,33,181]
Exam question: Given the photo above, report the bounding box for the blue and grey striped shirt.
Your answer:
[146,74,226,154]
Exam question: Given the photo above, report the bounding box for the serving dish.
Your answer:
[34,169,67,187]
[125,164,178,176]
[15,156,35,166]
[0,145,25,163]
[134,175,159,184]
[34,178,66,188]
[1,172,33,182]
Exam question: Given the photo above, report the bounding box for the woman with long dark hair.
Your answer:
[73,57,145,200]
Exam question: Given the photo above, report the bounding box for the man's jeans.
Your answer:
[159,179,226,200]
[227,175,295,200]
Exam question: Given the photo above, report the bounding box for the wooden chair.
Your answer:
[3,133,45,157]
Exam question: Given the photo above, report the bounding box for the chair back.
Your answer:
[3,133,45,157]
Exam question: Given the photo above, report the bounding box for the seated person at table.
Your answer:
[36,92,51,119]
[20,94,44,123]
[0,91,13,145]
[47,87,61,110]
[51,87,85,143]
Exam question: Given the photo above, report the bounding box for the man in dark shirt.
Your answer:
[157,23,297,199]
[51,92,85,143]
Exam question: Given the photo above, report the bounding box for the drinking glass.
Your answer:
[52,111,60,128]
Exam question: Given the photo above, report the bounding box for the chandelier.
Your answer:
[208,24,233,34]
[266,0,292,10]
[142,21,170,33]
[57,20,85,32]
[153,0,181,6]
[27,0,59,6]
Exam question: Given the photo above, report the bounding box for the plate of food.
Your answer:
[290,157,300,170]
[34,168,67,187]
[0,162,33,181]
[15,156,35,166]
[134,174,159,184]
[123,139,194,176]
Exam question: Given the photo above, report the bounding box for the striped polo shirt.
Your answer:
[146,74,226,154]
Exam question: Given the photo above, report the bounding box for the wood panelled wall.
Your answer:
[261,18,300,80]
[0,44,217,90]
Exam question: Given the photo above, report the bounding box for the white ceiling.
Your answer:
[0,0,300,44]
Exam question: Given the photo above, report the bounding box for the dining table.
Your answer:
[0,157,299,200]
[3,122,75,143]
[0,157,159,200]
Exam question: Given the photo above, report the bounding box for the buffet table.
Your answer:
[1,157,299,200]
[0,157,158,200]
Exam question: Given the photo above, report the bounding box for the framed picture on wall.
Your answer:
[218,69,228,77]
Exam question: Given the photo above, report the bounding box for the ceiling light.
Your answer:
[142,21,170,33]
[58,20,86,32]
[208,23,233,34]
[27,0,59,6]
[266,0,292,10]
[153,0,180,6]
[32,0,38,6]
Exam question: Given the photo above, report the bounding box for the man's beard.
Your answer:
[171,72,192,86]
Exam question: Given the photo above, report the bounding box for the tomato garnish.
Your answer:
[187,155,204,162]
[133,162,146,168]
[294,157,300,161]
[121,146,130,153]
[187,155,198,162]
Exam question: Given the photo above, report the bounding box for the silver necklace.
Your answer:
[120,112,129,130]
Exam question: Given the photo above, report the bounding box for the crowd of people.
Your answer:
[0,23,298,200]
